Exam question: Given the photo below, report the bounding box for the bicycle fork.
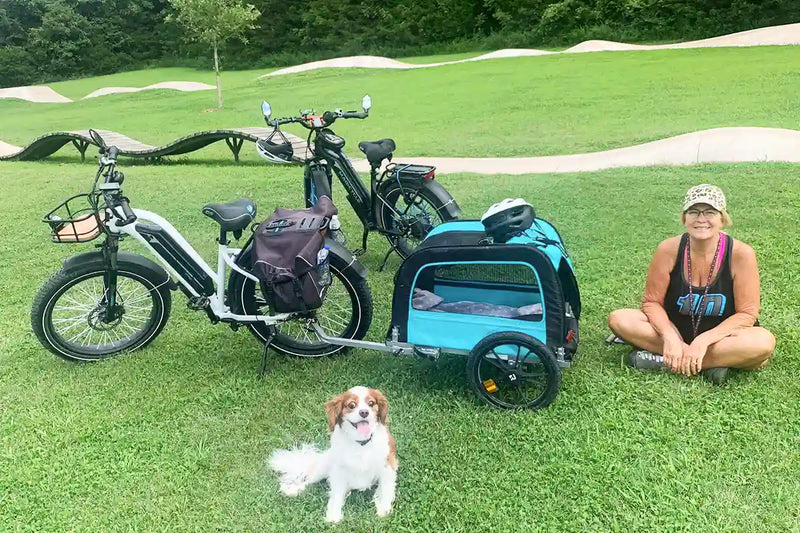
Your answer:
[100,237,122,323]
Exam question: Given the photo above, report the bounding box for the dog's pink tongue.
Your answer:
[356,421,371,438]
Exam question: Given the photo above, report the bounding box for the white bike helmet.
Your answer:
[256,130,293,164]
[480,198,535,243]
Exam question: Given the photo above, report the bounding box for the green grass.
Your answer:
[2,45,800,530]
[1,46,799,160]
[1,158,799,531]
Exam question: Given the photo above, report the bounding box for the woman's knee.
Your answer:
[755,327,776,358]
[608,308,641,334]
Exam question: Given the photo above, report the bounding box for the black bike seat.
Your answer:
[358,139,396,168]
[202,199,257,232]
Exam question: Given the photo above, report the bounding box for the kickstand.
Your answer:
[378,245,396,272]
[258,327,276,376]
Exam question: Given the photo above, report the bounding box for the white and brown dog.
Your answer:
[269,386,398,523]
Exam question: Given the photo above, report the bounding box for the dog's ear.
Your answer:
[325,393,347,432]
[371,388,388,424]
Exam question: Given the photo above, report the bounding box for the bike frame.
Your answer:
[103,199,294,326]
[304,131,433,253]
[305,140,372,221]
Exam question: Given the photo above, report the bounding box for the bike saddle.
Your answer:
[358,139,396,168]
[202,199,257,233]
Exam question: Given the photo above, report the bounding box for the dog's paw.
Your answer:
[279,480,306,497]
[375,500,393,517]
[325,509,343,523]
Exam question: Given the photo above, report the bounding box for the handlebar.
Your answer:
[267,108,368,129]
[341,111,368,119]
[116,196,137,226]
[98,145,120,169]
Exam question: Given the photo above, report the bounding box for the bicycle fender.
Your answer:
[377,177,462,221]
[420,179,462,220]
[325,238,368,280]
[61,251,172,288]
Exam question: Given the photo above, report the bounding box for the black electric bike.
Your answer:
[256,95,461,267]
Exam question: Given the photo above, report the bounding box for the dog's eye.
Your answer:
[368,401,375,407]
[347,402,356,409]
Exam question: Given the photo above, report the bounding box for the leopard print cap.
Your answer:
[682,184,727,212]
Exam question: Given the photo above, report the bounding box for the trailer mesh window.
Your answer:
[433,263,539,288]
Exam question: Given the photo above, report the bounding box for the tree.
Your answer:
[167,0,259,108]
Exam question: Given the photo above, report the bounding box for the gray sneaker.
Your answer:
[700,367,729,385]
[626,349,665,371]
[605,334,628,346]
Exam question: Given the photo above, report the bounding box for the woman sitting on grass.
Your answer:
[607,184,775,384]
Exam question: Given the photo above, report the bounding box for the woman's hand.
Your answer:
[662,337,684,371]
[680,341,708,376]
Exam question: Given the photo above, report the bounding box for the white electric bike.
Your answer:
[31,130,372,365]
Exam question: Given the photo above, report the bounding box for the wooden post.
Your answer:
[213,41,222,109]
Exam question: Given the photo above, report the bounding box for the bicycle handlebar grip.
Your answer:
[107,146,119,159]
[116,197,137,226]
[342,111,367,119]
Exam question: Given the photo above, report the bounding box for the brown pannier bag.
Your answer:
[252,197,337,314]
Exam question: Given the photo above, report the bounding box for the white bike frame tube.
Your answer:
[110,208,293,324]
[217,241,227,308]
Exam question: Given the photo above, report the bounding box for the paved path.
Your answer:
[3,126,799,174]
[348,127,800,175]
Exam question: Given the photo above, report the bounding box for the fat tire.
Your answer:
[31,257,172,362]
[376,182,454,258]
[233,250,372,357]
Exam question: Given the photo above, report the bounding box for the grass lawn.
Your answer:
[1,46,799,161]
[1,156,799,530]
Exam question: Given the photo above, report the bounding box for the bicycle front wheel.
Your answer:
[31,255,172,361]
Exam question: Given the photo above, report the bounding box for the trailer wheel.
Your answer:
[467,332,561,410]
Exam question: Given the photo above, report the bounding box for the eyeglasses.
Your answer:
[685,208,720,219]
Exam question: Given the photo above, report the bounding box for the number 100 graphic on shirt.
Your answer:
[676,293,727,317]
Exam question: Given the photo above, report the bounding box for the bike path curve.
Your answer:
[3,127,799,174]
[348,127,800,175]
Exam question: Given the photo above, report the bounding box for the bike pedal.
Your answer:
[187,296,210,310]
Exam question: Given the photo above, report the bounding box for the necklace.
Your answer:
[685,234,722,338]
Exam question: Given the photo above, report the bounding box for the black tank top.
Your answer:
[664,233,735,342]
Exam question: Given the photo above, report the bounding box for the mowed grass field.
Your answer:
[1,46,799,531]
[1,46,799,160]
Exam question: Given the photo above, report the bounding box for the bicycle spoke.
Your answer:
[52,273,155,353]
